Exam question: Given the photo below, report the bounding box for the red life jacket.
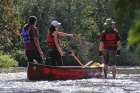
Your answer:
[101,30,120,50]
[47,32,60,48]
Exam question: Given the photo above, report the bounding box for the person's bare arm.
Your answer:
[116,31,121,55]
[116,31,121,50]
[53,32,64,56]
[58,32,73,37]
[99,41,104,51]
[34,37,43,55]
[117,41,121,50]
[32,28,44,58]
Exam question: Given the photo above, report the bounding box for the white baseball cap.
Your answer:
[51,20,61,27]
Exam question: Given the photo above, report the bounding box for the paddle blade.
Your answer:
[90,62,104,68]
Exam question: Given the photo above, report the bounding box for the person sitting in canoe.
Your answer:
[46,20,73,66]
[99,18,121,79]
[21,16,46,64]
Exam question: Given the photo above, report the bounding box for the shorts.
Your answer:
[101,49,118,66]
[47,48,63,66]
[26,50,42,63]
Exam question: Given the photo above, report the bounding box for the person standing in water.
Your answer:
[21,16,45,64]
[46,20,73,66]
[99,18,121,79]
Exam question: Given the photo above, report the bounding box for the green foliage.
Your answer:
[16,0,98,40]
[0,0,20,52]
[128,19,140,60]
[12,49,27,67]
[112,0,135,23]
[128,20,140,45]
[111,0,140,64]
[0,52,17,68]
[111,0,137,42]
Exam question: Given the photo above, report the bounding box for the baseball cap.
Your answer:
[29,16,37,25]
[105,18,112,25]
[51,20,61,27]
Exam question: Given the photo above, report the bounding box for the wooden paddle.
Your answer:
[70,50,84,66]
[82,60,93,68]
[64,34,96,68]
[70,50,94,68]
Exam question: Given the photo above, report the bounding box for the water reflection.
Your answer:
[0,67,140,93]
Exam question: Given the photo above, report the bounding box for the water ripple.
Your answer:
[0,68,140,93]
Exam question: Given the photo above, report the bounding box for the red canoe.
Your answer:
[27,63,103,80]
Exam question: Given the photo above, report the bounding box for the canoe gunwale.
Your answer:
[28,63,103,69]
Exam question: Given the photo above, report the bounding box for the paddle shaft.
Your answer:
[72,54,84,66]
[83,60,93,67]
[70,50,95,67]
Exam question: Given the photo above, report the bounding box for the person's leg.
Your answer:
[25,50,33,63]
[55,50,63,66]
[111,65,116,79]
[102,50,109,78]
[109,50,117,79]
[104,64,108,79]
[33,50,43,64]
[47,48,57,66]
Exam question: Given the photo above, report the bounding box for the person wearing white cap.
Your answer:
[46,20,73,66]
[50,20,61,27]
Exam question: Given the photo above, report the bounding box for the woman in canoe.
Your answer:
[46,20,73,66]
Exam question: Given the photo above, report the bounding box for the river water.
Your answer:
[0,67,140,93]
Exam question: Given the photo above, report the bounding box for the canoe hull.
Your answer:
[27,63,103,80]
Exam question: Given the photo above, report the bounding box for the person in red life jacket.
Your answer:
[21,16,45,64]
[46,20,73,66]
[99,18,121,79]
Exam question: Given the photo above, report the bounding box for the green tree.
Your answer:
[112,0,140,62]
[0,0,20,52]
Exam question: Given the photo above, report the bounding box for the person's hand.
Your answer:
[99,51,102,56]
[60,51,65,56]
[70,50,75,56]
[40,52,46,60]
[68,34,73,37]
[116,50,120,56]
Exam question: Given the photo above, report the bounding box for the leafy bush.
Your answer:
[0,52,17,68]
[128,20,140,62]
[128,20,140,45]
[12,50,28,67]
